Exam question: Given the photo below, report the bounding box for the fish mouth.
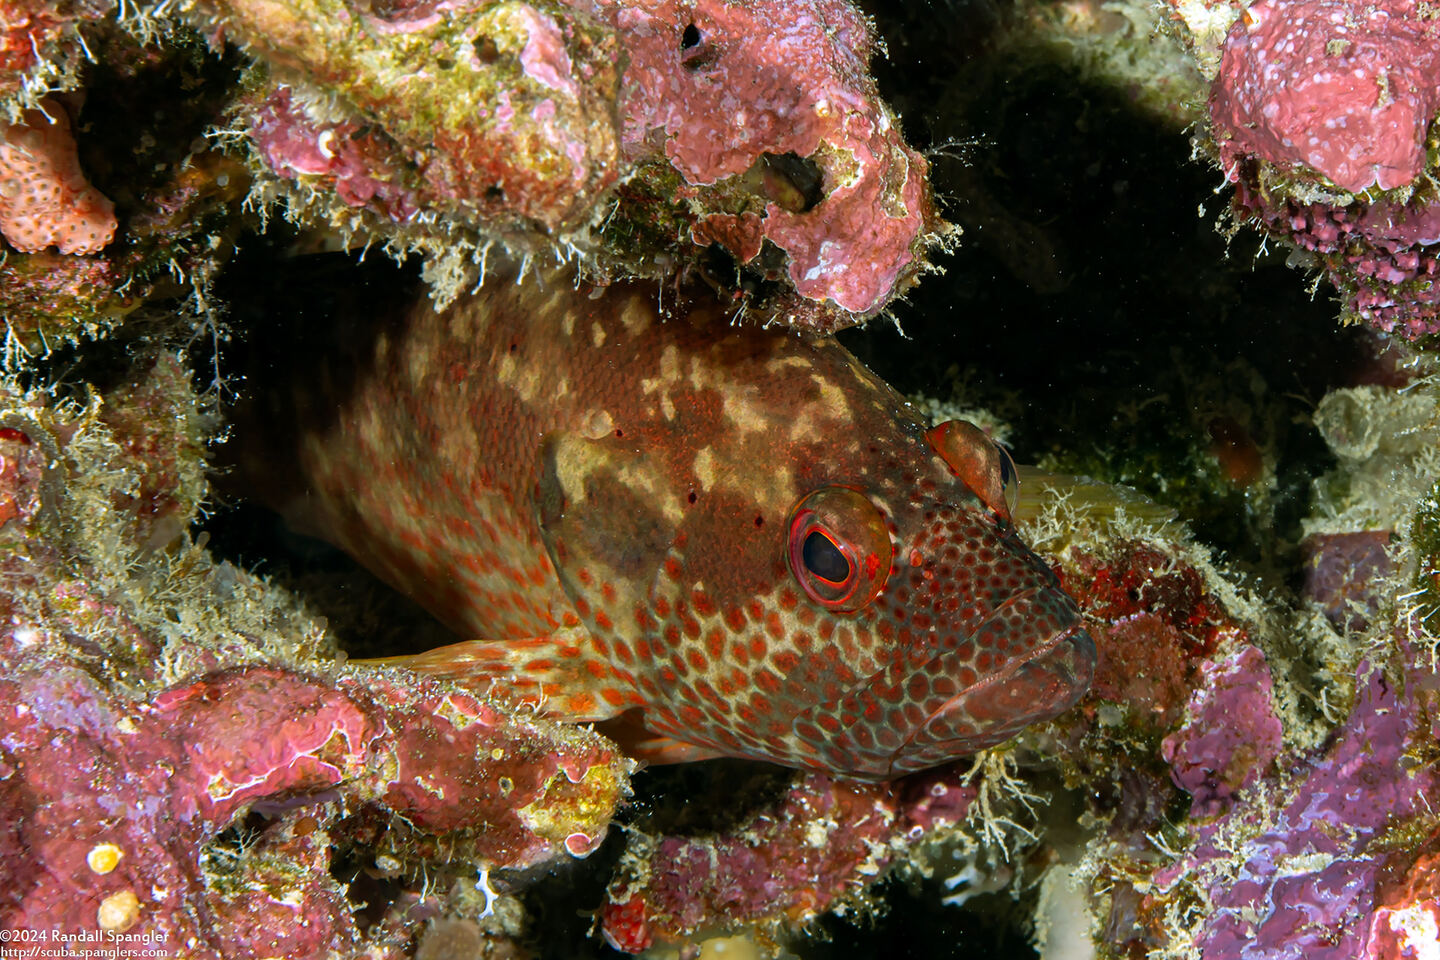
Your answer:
[889,590,1096,776]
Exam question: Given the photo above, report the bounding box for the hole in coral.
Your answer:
[679,24,719,71]
[485,184,505,202]
[694,241,793,311]
[328,835,411,932]
[758,152,826,213]
[473,35,500,64]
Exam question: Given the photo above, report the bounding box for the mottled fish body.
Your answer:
[259,267,1094,779]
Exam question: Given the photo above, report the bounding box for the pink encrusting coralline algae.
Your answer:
[611,0,936,316]
[1210,0,1440,194]
[1198,0,1440,338]
[1159,645,1283,820]
[193,0,939,327]
[600,768,980,953]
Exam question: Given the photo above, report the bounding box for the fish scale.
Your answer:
[250,264,1095,779]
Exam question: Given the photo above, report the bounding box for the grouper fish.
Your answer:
[246,264,1095,780]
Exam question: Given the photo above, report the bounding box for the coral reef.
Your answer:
[600,768,980,953]
[1183,0,1440,338]
[0,358,632,954]
[184,0,941,326]
[215,0,623,236]
[0,0,107,107]
[0,26,251,354]
[3,0,1440,956]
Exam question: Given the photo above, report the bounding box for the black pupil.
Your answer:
[802,531,850,584]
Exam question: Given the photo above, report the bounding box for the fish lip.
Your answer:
[886,592,1096,776]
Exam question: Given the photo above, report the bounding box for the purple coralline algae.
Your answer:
[1152,645,1438,957]
[1159,644,1284,819]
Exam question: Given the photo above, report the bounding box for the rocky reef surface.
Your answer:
[0,0,1438,958]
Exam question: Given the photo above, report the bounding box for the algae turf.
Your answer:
[1411,484,1440,636]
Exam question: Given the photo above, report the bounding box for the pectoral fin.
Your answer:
[353,630,641,722]
[593,711,731,766]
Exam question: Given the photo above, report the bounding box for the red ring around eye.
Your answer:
[786,488,893,614]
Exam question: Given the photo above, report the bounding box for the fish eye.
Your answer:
[925,419,1018,523]
[802,530,850,584]
[786,487,893,613]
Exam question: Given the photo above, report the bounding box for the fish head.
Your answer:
[535,311,1093,778]
[764,415,1093,778]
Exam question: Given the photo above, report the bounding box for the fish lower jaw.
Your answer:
[886,622,1097,777]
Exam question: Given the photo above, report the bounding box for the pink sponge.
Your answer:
[0,100,116,255]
